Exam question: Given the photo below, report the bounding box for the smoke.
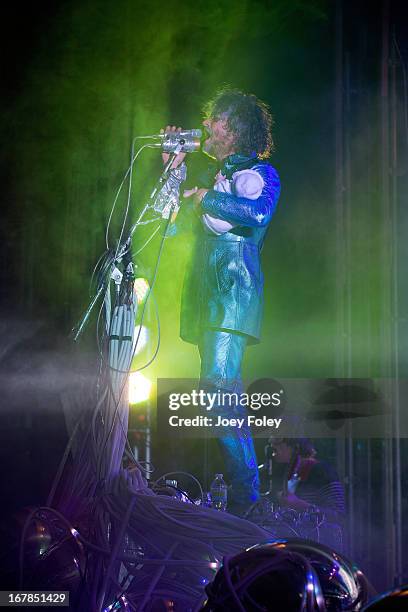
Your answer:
[0,316,97,412]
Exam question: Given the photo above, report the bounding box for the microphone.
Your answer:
[147,129,202,153]
[156,129,202,139]
[163,129,202,153]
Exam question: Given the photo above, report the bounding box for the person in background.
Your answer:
[271,437,346,521]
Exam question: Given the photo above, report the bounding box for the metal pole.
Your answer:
[334,0,350,553]
[344,48,355,558]
[390,26,403,585]
[335,0,345,377]
[380,0,396,589]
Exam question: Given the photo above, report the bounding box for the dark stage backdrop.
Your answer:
[0,0,408,592]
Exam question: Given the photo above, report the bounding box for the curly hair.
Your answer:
[203,87,275,159]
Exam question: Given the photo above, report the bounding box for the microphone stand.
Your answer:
[71,148,180,342]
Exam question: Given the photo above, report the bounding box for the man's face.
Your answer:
[202,114,236,161]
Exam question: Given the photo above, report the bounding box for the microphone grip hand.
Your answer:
[161,125,187,168]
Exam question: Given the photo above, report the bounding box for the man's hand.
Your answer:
[161,125,187,169]
[183,187,209,214]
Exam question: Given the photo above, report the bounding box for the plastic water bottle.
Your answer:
[210,474,228,511]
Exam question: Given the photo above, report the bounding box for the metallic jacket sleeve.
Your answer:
[201,164,280,228]
[152,162,187,220]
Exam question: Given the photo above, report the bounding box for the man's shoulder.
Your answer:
[250,161,281,202]
[252,159,279,178]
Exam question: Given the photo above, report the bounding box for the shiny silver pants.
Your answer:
[199,329,260,506]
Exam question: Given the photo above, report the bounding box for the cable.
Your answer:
[94,140,179,379]
[113,139,137,262]
[157,485,197,505]
[95,200,170,422]
[23,495,270,608]
[155,472,205,503]
[92,217,169,488]
[105,143,150,250]
[95,222,170,484]
[133,224,160,256]
[89,249,111,297]
[90,197,178,498]
[94,250,162,376]
[97,495,137,611]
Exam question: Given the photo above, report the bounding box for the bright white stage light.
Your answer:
[133,324,149,355]
[134,277,150,304]
[129,372,152,405]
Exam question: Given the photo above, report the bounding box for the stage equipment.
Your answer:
[201,542,325,611]
[71,137,190,343]
[22,134,283,612]
[243,500,344,552]
[18,509,85,607]
[128,372,152,405]
[131,324,148,355]
[133,277,150,305]
[263,540,371,610]
[202,539,371,611]
[128,371,153,472]
[141,128,203,153]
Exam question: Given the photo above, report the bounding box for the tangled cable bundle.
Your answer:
[22,335,272,609]
[18,178,272,610]
[99,480,271,611]
[21,465,272,611]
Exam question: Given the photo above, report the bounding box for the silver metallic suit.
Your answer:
[181,154,281,345]
[160,153,281,507]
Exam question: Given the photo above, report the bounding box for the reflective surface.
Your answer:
[202,538,370,611]
[362,585,408,610]
[255,540,370,611]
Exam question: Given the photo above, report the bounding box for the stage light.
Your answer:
[134,277,150,304]
[129,372,152,405]
[133,324,149,355]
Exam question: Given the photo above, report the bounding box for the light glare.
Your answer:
[129,372,152,404]
[134,278,150,304]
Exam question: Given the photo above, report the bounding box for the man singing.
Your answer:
[164,88,281,512]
